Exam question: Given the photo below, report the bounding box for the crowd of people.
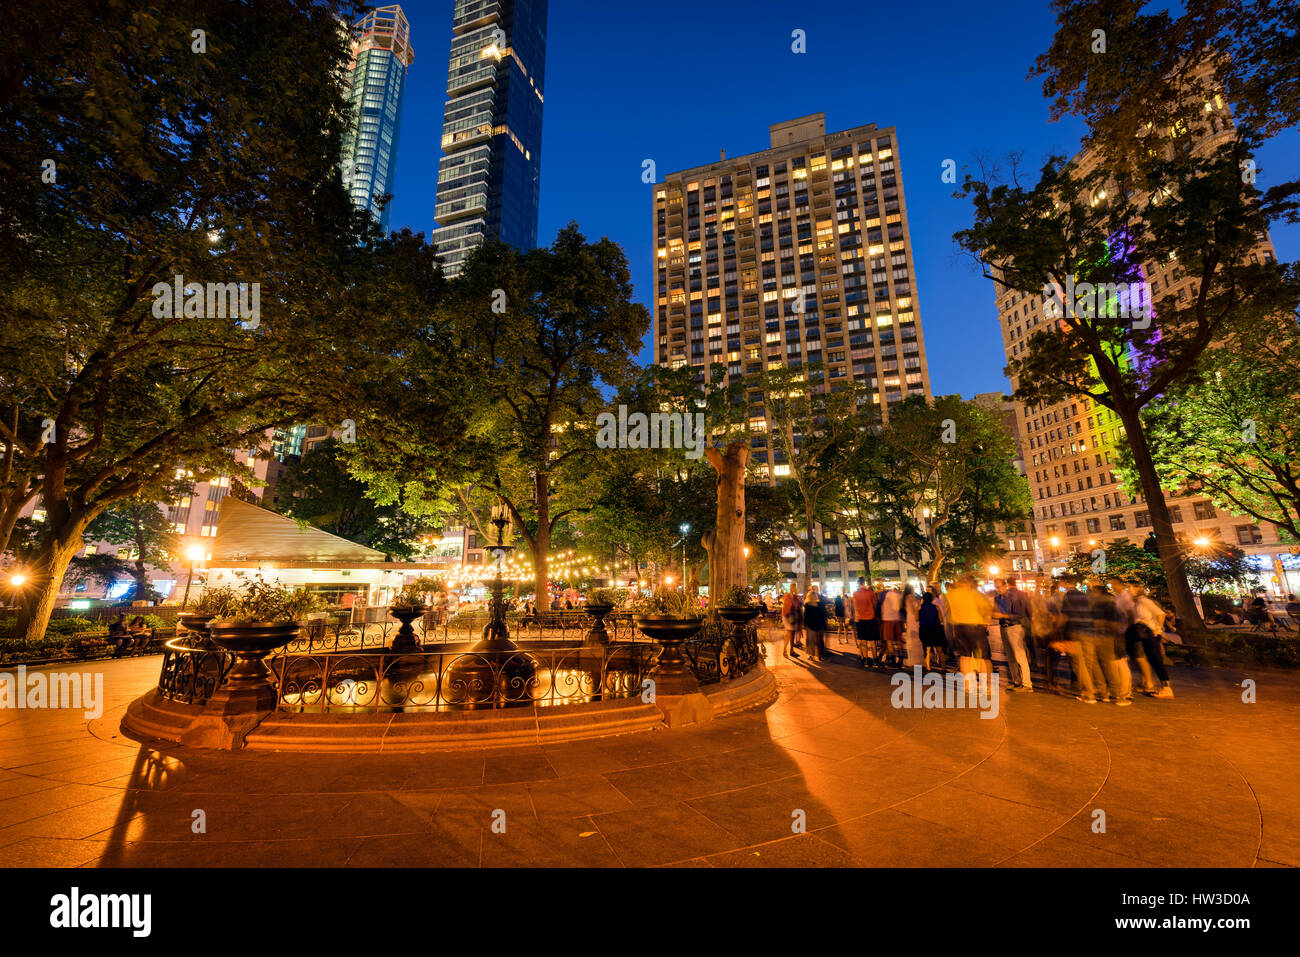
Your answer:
[772,573,1180,703]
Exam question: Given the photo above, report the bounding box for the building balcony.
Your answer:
[452,0,502,33]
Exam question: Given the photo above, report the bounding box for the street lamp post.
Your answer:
[679,523,689,592]
[181,544,204,609]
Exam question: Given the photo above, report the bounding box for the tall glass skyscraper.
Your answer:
[433,0,547,277]
[341,5,415,231]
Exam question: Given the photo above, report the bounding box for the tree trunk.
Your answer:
[0,497,28,559]
[1117,402,1204,634]
[704,441,749,599]
[15,520,88,643]
[533,470,549,608]
[802,502,817,592]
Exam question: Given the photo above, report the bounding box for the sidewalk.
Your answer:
[0,644,1294,867]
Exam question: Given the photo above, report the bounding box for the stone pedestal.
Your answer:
[180,711,270,750]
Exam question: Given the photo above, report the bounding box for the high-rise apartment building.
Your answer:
[433,0,548,277]
[340,5,415,230]
[992,97,1294,591]
[653,114,933,589]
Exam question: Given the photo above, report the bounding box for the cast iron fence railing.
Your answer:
[268,645,658,712]
[157,636,237,705]
[155,615,764,712]
[280,609,640,653]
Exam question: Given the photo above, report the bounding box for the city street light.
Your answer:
[678,523,690,592]
[181,543,204,609]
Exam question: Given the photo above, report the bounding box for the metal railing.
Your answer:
[155,614,764,713]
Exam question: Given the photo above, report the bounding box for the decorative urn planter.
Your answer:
[177,612,215,645]
[205,620,302,712]
[634,615,704,695]
[582,602,615,645]
[388,604,428,653]
[717,605,761,626]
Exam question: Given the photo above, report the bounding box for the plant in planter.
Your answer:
[393,575,445,609]
[581,587,627,645]
[633,588,704,695]
[205,578,322,712]
[179,585,241,642]
[716,584,753,609]
[632,587,704,620]
[389,575,445,651]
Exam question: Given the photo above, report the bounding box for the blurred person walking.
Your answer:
[850,577,879,668]
[803,586,827,663]
[995,578,1034,692]
[781,582,804,659]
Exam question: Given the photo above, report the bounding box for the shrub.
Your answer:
[717,584,752,608]
[633,588,703,619]
[586,587,626,607]
[210,577,322,624]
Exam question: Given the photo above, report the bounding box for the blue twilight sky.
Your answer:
[382,0,1300,400]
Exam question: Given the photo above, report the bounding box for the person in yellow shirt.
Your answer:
[945,575,994,684]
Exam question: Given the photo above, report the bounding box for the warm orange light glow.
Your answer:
[9,573,26,587]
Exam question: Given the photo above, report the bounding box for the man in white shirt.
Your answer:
[880,587,904,667]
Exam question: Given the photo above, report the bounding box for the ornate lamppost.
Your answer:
[474,498,519,654]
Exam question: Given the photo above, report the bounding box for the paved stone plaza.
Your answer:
[1,638,1296,868]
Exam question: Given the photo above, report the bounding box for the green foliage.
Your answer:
[585,587,625,607]
[0,0,439,643]
[1066,538,1167,599]
[394,576,445,607]
[210,577,322,624]
[632,588,703,619]
[276,440,425,559]
[345,226,651,604]
[861,395,1030,583]
[756,364,879,584]
[191,585,242,618]
[1133,311,1300,544]
[44,617,97,636]
[717,584,752,607]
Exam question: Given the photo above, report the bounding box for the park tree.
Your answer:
[956,145,1296,634]
[755,365,877,591]
[0,405,44,559]
[0,0,434,641]
[1033,0,1300,174]
[1133,311,1300,544]
[349,227,650,606]
[861,395,1031,585]
[965,0,1300,634]
[275,440,425,559]
[81,497,181,603]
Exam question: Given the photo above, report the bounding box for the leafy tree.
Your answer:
[756,364,877,590]
[861,395,1031,585]
[0,405,44,558]
[968,0,1300,635]
[0,0,435,641]
[349,226,650,606]
[1033,0,1300,173]
[82,498,180,602]
[1066,537,1167,597]
[1134,312,1300,543]
[956,145,1297,634]
[275,440,424,559]
[1186,544,1259,595]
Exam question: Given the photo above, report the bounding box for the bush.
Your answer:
[45,617,98,636]
[633,588,703,619]
[717,585,752,608]
[586,587,626,607]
